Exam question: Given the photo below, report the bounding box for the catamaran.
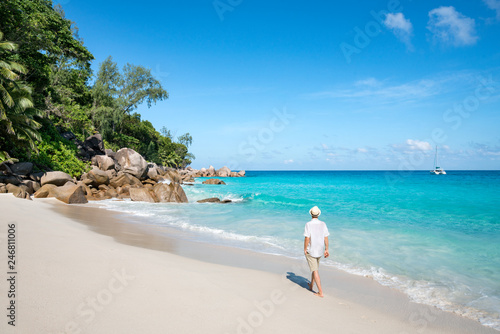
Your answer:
[430,146,446,175]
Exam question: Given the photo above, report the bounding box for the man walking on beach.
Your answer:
[304,206,329,297]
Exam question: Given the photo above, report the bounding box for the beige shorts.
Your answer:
[305,253,321,272]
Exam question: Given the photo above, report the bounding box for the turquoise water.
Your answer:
[96,171,500,330]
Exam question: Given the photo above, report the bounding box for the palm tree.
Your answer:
[0,31,41,162]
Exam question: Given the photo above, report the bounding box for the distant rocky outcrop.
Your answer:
[176,165,245,183]
[202,178,226,185]
[197,197,232,203]
[217,166,231,177]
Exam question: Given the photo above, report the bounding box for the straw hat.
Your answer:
[309,206,321,217]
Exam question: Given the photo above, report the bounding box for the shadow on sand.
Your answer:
[286,272,310,290]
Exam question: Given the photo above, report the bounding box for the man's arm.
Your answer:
[304,237,310,255]
[324,237,329,258]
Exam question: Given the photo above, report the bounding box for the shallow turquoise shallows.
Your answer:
[97,170,500,330]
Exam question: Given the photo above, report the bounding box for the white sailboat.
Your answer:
[430,146,446,175]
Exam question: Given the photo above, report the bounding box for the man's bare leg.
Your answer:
[312,271,323,297]
[309,272,315,291]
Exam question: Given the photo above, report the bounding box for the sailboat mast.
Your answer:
[435,146,438,168]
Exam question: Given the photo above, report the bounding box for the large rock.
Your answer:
[109,173,142,188]
[88,167,110,186]
[105,188,118,198]
[61,131,76,141]
[10,162,33,175]
[217,166,231,177]
[34,184,58,198]
[115,148,148,179]
[147,164,159,179]
[30,172,44,182]
[165,170,182,184]
[7,184,31,200]
[105,149,115,159]
[105,169,117,180]
[197,197,221,203]
[0,175,21,185]
[207,165,216,176]
[153,183,188,203]
[95,155,115,171]
[202,178,226,185]
[76,181,92,196]
[237,170,245,177]
[41,171,74,187]
[130,188,157,203]
[20,180,39,195]
[53,184,88,204]
[6,183,20,193]
[78,133,105,160]
[0,163,13,175]
[86,134,105,152]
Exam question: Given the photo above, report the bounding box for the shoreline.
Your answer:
[0,194,498,333]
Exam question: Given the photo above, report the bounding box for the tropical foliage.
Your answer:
[0,0,194,171]
[0,31,41,163]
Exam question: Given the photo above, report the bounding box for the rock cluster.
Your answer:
[1,147,188,205]
[178,165,245,181]
[0,162,40,200]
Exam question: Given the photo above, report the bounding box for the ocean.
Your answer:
[93,170,500,330]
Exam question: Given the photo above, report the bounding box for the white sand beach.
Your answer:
[0,194,497,334]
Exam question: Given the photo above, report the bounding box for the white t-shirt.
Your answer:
[304,218,330,258]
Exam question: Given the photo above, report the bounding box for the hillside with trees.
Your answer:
[0,0,193,177]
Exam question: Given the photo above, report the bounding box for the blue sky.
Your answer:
[59,0,500,170]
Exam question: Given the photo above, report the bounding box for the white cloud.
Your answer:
[384,12,414,50]
[469,142,500,157]
[284,159,294,164]
[321,143,329,150]
[406,139,432,151]
[304,69,488,107]
[357,148,368,153]
[355,78,381,87]
[308,78,437,101]
[484,0,500,19]
[427,6,478,47]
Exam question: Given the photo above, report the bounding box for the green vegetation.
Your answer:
[0,0,194,171]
